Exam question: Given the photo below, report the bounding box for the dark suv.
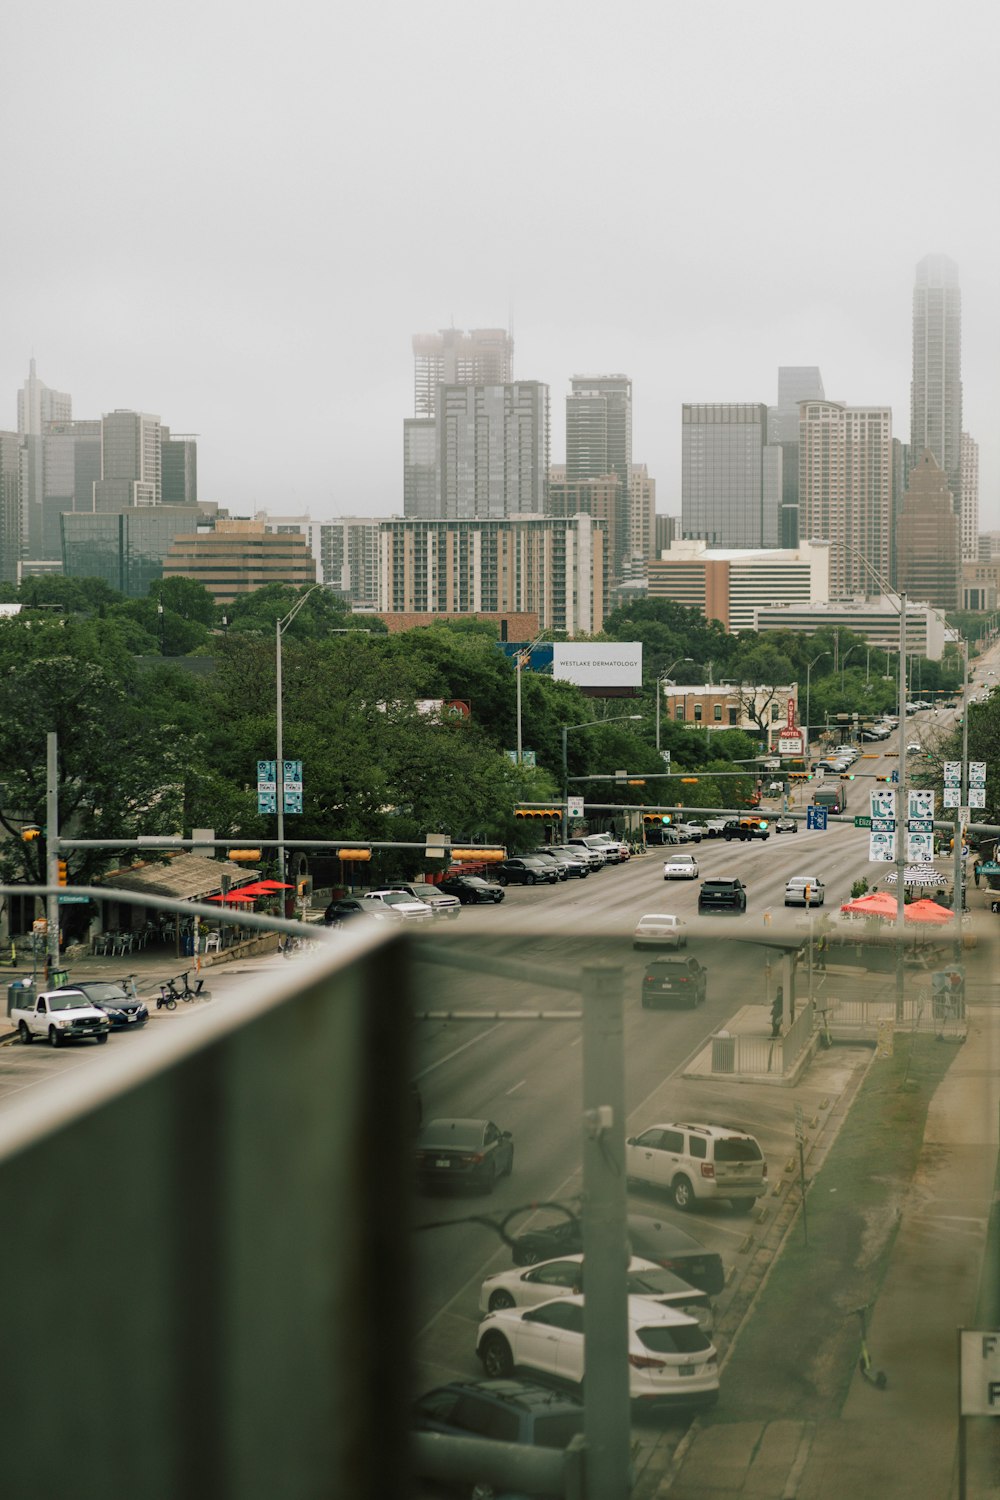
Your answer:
[722,819,769,841]
[413,1376,584,1462]
[641,957,707,1008]
[697,877,747,914]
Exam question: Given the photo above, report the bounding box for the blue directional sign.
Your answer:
[807,806,828,830]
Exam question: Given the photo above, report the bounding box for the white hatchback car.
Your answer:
[633,914,688,949]
[478,1253,714,1330]
[663,852,699,880]
[476,1294,719,1408]
[784,875,825,907]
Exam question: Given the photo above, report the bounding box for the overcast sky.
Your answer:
[5,2,1000,527]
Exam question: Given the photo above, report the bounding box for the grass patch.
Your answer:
[707,1032,961,1424]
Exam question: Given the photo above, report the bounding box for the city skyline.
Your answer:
[4,5,1000,527]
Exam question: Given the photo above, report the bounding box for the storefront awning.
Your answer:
[97,853,261,903]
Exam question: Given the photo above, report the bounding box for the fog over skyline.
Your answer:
[5,2,1000,528]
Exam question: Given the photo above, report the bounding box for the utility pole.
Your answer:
[581,962,631,1500]
[953,638,970,958]
[894,596,907,1020]
[45,732,60,984]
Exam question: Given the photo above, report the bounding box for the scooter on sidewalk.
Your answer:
[850,1302,888,1388]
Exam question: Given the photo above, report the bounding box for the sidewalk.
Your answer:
[657,999,1000,1499]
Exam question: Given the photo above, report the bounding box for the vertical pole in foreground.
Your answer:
[895,595,907,1019]
[953,639,970,960]
[276,617,286,891]
[581,961,630,1500]
[45,732,60,985]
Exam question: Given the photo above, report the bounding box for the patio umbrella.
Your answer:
[254,880,294,891]
[839,891,898,919]
[904,898,954,923]
[207,891,257,904]
[882,865,944,887]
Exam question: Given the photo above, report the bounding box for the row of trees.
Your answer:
[0,579,990,892]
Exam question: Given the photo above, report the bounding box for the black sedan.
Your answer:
[416,1118,514,1194]
[511,1213,724,1294]
[495,858,558,887]
[323,897,394,926]
[438,875,505,905]
[52,980,148,1030]
[772,816,798,834]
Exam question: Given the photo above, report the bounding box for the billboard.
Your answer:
[551,643,643,688]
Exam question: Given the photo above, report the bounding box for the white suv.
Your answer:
[625,1122,768,1211]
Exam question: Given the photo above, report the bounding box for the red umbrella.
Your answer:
[904,898,954,923]
[207,891,257,903]
[840,891,898,919]
[254,880,294,890]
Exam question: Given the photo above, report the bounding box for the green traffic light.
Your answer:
[661,814,671,824]
[758,819,769,829]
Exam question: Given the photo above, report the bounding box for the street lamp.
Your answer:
[655,658,693,752]
[804,652,830,744]
[515,633,548,764]
[840,645,860,692]
[276,583,325,898]
[561,715,644,807]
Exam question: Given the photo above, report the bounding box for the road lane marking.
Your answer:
[415,1021,504,1078]
[506,1079,525,1094]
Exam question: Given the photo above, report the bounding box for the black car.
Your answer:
[532,848,589,878]
[697,877,747,914]
[772,816,798,834]
[416,1117,514,1194]
[323,897,390,925]
[721,819,769,841]
[641,957,707,1008]
[52,980,148,1030]
[511,1213,725,1295]
[413,1378,584,1489]
[495,858,558,887]
[438,875,505,905]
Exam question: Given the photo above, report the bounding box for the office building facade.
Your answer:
[681,403,781,548]
[753,596,947,661]
[94,410,162,509]
[62,506,204,598]
[161,429,198,505]
[798,401,892,597]
[566,375,632,577]
[161,520,317,605]
[960,431,979,563]
[403,417,437,518]
[646,539,828,633]
[768,366,825,546]
[378,514,605,635]
[894,449,961,612]
[436,382,549,520]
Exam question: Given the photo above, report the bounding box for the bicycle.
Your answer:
[156,984,177,1012]
[174,971,207,1001]
[850,1302,887,1388]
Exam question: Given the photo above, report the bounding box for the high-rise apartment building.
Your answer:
[895,450,960,611]
[436,382,549,519]
[798,401,892,596]
[911,254,962,515]
[566,375,632,577]
[403,417,437,518]
[412,327,513,417]
[17,359,71,436]
[548,466,625,579]
[768,366,825,546]
[94,410,162,509]
[681,404,781,548]
[629,464,656,564]
[319,517,384,609]
[960,431,979,563]
[0,432,21,582]
[378,514,605,635]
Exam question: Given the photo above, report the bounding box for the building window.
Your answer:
[728,706,738,725]
[675,703,685,720]
[694,703,703,722]
[713,704,722,721]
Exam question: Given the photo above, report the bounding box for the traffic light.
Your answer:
[22,824,41,841]
[840,772,855,781]
[757,819,769,830]
[57,859,68,886]
[515,809,562,820]
[680,777,699,785]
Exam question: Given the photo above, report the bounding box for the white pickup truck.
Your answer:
[12,988,111,1047]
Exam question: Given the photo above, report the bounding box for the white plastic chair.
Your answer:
[204,932,222,953]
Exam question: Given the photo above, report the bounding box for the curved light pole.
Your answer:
[561,714,644,834]
[840,645,860,692]
[805,652,830,746]
[655,657,693,752]
[276,583,325,898]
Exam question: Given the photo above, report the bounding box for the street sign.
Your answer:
[659,750,671,764]
[906,818,933,833]
[567,796,585,819]
[854,816,872,828]
[969,761,987,786]
[806,806,827,830]
[57,894,91,903]
[871,818,896,832]
[959,1329,1000,1416]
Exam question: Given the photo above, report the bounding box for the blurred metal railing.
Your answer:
[0,923,416,1500]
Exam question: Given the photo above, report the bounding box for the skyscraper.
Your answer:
[436,382,549,519]
[566,375,633,579]
[412,327,513,417]
[910,254,962,514]
[160,429,198,505]
[17,358,71,436]
[681,404,781,548]
[94,410,162,509]
[895,450,960,610]
[798,401,892,596]
[768,366,825,546]
[959,431,979,562]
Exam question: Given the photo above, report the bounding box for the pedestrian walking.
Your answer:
[973,860,981,887]
[770,985,784,1039]
[815,931,828,971]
